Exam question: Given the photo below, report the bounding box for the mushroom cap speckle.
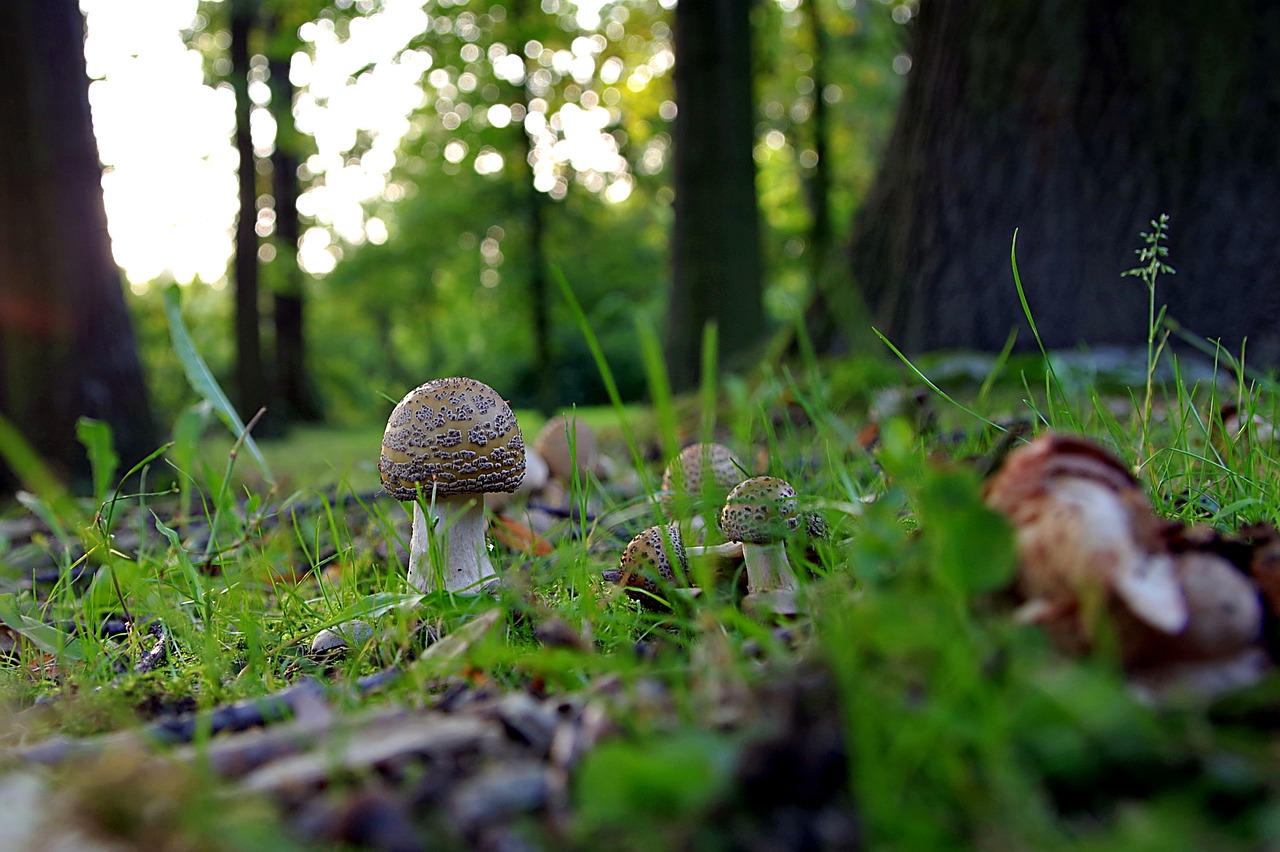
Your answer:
[718,476,801,544]
[660,442,745,518]
[379,377,526,500]
[618,523,689,594]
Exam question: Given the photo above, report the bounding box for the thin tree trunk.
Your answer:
[0,0,156,492]
[230,0,271,427]
[268,51,320,423]
[666,0,766,390]
[512,0,555,414]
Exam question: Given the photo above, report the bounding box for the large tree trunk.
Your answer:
[843,0,1280,361]
[0,0,156,492]
[666,0,766,390]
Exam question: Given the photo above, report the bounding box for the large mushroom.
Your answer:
[379,377,526,594]
[718,475,804,615]
[984,433,1187,649]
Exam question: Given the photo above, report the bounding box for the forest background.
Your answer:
[84,0,903,453]
[6,0,1280,489]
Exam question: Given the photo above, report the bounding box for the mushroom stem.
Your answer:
[685,540,745,560]
[407,495,495,593]
[743,541,799,594]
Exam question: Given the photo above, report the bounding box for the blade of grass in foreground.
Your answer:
[553,266,652,496]
[163,285,272,482]
[873,329,1007,434]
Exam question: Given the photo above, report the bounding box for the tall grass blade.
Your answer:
[163,285,272,481]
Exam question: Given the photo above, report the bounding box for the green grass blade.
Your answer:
[163,285,272,481]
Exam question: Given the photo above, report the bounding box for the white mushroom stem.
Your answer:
[743,541,799,594]
[407,495,495,593]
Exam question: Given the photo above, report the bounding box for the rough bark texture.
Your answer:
[0,0,156,491]
[666,0,766,390]
[844,0,1280,360]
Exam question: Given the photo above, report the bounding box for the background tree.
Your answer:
[837,0,1280,361]
[228,0,273,428]
[665,0,765,390]
[265,5,322,423]
[0,0,157,491]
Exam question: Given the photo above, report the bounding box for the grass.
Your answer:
[2,252,1280,848]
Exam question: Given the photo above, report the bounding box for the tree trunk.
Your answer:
[268,51,321,423]
[666,0,766,390]
[230,0,272,428]
[0,0,156,492]
[841,0,1280,362]
[512,0,556,415]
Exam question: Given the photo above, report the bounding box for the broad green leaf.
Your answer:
[0,415,80,536]
[0,593,86,661]
[76,417,119,505]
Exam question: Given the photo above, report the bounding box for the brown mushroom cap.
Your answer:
[379,376,526,500]
[618,522,689,595]
[533,415,598,481]
[718,476,801,544]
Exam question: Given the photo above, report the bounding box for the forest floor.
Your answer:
[2,347,1280,850]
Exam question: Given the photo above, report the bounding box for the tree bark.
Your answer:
[666,0,766,390]
[839,0,1280,361]
[0,0,156,492]
[230,0,272,428]
[268,51,320,423]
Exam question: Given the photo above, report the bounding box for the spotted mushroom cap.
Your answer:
[618,522,689,594]
[718,476,801,544]
[379,377,526,500]
[660,442,745,518]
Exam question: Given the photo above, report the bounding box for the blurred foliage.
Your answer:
[130,0,911,429]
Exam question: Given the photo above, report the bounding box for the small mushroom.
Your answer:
[660,442,746,528]
[618,522,690,604]
[718,475,803,615]
[984,433,1187,650]
[533,415,599,483]
[379,377,526,594]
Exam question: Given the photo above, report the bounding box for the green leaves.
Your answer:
[916,465,1017,596]
[0,593,85,661]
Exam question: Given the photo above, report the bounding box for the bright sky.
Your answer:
[78,0,639,290]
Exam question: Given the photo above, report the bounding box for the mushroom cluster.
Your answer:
[610,440,821,617]
[380,377,525,594]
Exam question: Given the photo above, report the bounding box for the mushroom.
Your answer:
[618,522,691,605]
[533,415,599,483]
[660,442,746,530]
[718,475,804,615]
[984,433,1187,650]
[379,377,526,594]
[1124,551,1267,697]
